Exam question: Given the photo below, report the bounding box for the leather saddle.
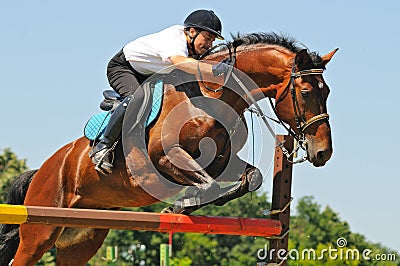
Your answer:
[99,90,123,111]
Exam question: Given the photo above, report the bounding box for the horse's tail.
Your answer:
[0,169,37,266]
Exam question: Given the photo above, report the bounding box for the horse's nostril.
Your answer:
[317,150,325,162]
[312,147,332,166]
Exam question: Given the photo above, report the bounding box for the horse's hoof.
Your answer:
[247,168,263,191]
[161,207,174,213]
[161,205,188,214]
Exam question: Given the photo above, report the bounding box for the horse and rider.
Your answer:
[89,9,231,175]
[0,9,337,266]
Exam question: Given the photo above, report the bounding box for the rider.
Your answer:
[89,9,232,174]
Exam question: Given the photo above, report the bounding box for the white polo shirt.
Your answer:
[123,25,189,75]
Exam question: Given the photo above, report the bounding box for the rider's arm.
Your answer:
[169,55,214,75]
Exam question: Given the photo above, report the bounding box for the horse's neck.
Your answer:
[219,46,292,115]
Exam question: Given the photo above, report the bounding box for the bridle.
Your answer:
[275,65,329,137]
[267,64,330,162]
[197,43,330,164]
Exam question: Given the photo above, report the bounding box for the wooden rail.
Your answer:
[0,204,281,237]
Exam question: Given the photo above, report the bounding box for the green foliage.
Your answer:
[288,196,399,266]
[0,148,29,203]
[87,194,399,266]
[36,249,56,265]
[171,256,192,266]
[88,192,270,265]
[290,196,351,250]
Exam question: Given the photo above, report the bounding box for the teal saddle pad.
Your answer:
[84,79,163,141]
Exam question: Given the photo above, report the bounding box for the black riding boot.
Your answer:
[89,96,131,174]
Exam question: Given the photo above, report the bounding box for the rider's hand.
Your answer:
[212,58,232,76]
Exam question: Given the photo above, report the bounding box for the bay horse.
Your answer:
[0,33,338,265]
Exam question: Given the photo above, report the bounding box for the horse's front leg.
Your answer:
[181,156,263,214]
[157,146,220,213]
[213,163,263,206]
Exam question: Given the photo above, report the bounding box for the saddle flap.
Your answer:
[84,79,164,141]
[84,111,111,141]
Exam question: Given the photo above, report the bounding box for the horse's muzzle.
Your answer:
[316,149,332,166]
[305,130,332,167]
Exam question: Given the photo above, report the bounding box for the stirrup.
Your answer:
[93,148,114,175]
[90,142,117,175]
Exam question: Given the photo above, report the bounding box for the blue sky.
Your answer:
[1,0,399,254]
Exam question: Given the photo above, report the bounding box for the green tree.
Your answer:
[88,192,270,265]
[0,148,29,203]
[87,193,399,266]
[290,196,352,250]
[36,249,56,265]
[85,189,400,266]
[289,196,399,266]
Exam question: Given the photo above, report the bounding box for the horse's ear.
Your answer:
[295,49,313,69]
[321,48,339,66]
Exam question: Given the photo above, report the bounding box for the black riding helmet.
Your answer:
[184,10,224,40]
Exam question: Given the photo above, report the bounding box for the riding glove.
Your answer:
[212,58,232,76]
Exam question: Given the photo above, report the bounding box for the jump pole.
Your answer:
[0,204,281,237]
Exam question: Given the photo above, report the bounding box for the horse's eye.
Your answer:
[300,90,309,98]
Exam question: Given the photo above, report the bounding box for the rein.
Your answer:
[196,43,329,164]
[197,43,236,93]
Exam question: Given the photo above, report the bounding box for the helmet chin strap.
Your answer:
[186,30,201,58]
